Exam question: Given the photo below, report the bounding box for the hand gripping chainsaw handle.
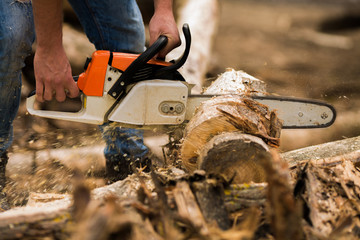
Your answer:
[107,23,191,99]
[26,24,191,125]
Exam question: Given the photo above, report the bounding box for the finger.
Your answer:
[158,47,171,59]
[158,38,181,59]
[43,82,54,101]
[36,81,45,102]
[55,85,66,102]
[156,56,166,61]
[66,81,80,98]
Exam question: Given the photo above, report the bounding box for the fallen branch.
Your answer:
[0,173,153,239]
[282,136,360,168]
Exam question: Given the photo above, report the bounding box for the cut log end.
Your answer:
[198,132,271,183]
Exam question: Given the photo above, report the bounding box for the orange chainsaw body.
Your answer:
[77,50,171,97]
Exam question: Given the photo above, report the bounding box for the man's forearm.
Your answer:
[32,0,63,50]
[32,0,79,102]
[150,0,179,58]
[153,0,173,14]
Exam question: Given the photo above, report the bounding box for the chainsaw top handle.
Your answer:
[107,23,191,100]
[156,23,191,76]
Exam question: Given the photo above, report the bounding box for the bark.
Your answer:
[223,183,267,212]
[173,181,209,236]
[263,150,303,240]
[191,179,231,230]
[302,160,360,239]
[282,135,360,169]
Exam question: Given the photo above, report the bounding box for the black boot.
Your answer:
[0,152,10,211]
[105,154,152,184]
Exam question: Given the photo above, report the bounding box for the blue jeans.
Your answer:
[0,0,148,161]
[0,0,34,156]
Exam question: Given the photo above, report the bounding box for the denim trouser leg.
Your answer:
[0,1,35,156]
[67,0,149,164]
[67,0,146,53]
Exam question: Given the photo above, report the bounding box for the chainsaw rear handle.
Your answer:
[26,93,105,124]
[25,74,99,124]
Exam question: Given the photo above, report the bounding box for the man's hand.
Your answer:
[149,0,181,59]
[34,47,79,102]
[32,0,79,102]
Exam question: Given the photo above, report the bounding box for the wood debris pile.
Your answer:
[0,137,359,240]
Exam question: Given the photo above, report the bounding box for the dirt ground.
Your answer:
[6,0,360,206]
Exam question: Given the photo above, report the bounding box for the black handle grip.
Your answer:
[108,35,169,99]
[155,23,191,76]
[28,90,36,98]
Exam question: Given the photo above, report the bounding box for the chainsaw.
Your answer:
[26,24,336,129]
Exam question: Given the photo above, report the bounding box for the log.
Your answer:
[172,181,209,236]
[198,132,270,183]
[0,195,72,239]
[290,150,360,170]
[156,167,267,213]
[180,69,282,181]
[281,136,360,238]
[35,145,106,175]
[0,160,316,239]
[302,160,360,238]
[70,195,162,240]
[281,135,360,169]
[263,150,303,240]
[223,183,267,212]
[291,28,353,50]
[191,178,231,230]
[203,69,267,95]
[5,147,106,205]
[0,173,154,239]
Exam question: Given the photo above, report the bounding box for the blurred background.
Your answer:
[16,0,360,154]
[211,0,360,151]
